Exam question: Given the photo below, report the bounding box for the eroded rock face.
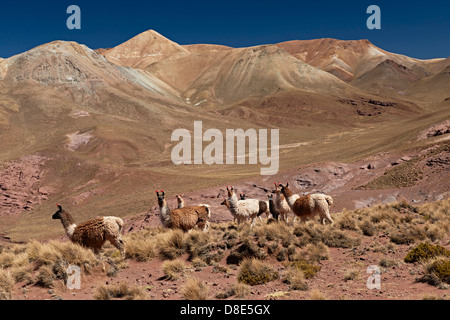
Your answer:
[417,120,450,141]
[0,155,51,216]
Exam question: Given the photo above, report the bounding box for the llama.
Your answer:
[156,191,211,232]
[278,183,334,224]
[177,194,210,212]
[221,196,260,223]
[176,195,185,208]
[240,193,270,220]
[221,198,237,223]
[274,182,293,222]
[52,204,125,258]
[225,186,260,228]
[267,194,280,221]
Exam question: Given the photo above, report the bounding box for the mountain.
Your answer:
[276,38,377,82]
[0,30,448,243]
[145,44,232,93]
[351,59,423,96]
[275,38,437,83]
[180,44,355,106]
[104,30,190,69]
[406,65,450,102]
[2,41,127,87]
[101,32,448,103]
[0,58,5,78]
[0,40,183,105]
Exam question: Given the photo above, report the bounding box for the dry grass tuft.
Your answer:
[157,229,187,260]
[0,269,15,300]
[181,277,209,300]
[282,267,308,291]
[309,289,327,300]
[93,281,148,300]
[162,259,186,280]
[124,230,158,262]
[237,258,279,286]
[216,282,251,299]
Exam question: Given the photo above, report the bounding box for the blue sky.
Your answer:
[0,0,449,59]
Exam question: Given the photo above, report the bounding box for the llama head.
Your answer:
[239,193,246,200]
[156,190,166,206]
[52,204,63,220]
[226,186,236,198]
[175,194,183,202]
[278,182,291,196]
[267,194,273,201]
[274,182,282,194]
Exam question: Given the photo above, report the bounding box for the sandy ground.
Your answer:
[5,141,448,301]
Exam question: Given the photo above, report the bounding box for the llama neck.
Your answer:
[222,200,230,209]
[227,194,239,213]
[268,199,276,213]
[159,200,171,226]
[59,211,77,239]
[283,187,299,208]
[275,192,285,204]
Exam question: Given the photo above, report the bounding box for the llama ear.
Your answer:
[286,182,289,187]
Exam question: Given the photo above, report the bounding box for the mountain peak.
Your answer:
[104,29,189,68]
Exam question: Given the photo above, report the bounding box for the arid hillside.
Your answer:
[0,30,448,301]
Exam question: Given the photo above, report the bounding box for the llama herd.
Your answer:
[52,183,334,257]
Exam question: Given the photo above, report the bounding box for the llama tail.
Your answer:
[324,195,333,207]
[113,217,124,234]
[257,201,269,217]
[199,204,211,219]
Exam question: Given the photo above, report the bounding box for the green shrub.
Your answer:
[428,259,450,284]
[288,260,321,279]
[226,239,266,265]
[404,242,450,263]
[237,258,279,286]
[419,257,450,287]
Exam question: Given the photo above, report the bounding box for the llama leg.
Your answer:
[109,236,125,258]
[323,209,334,224]
[117,238,126,258]
[92,247,101,256]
